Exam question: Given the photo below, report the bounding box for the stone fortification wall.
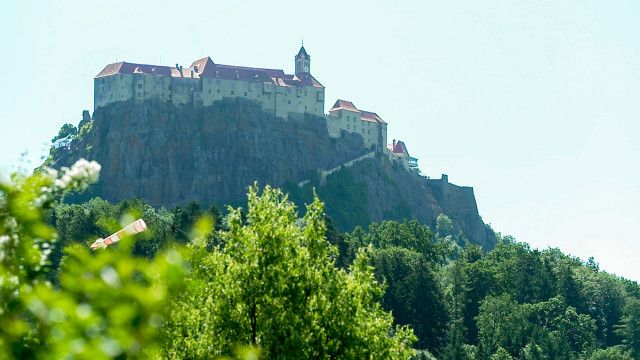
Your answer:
[95,73,325,119]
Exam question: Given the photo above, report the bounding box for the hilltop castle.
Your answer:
[94,45,419,172]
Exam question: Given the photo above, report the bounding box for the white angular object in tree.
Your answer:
[90,219,147,250]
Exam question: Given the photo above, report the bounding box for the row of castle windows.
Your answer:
[345,115,374,126]
[104,78,319,100]
[345,123,372,135]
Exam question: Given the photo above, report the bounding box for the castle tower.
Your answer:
[295,45,310,75]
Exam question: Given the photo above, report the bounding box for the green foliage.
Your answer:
[369,246,448,350]
[77,120,93,140]
[4,157,640,359]
[51,123,78,143]
[317,167,370,231]
[345,220,448,265]
[476,294,530,358]
[345,220,450,352]
[0,160,184,359]
[411,349,437,360]
[163,185,416,359]
[588,346,633,360]
[436,213,454,239]
[490,347,513,360]
[440,259,471,359]
[617,298,640,358]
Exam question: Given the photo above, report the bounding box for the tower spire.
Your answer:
[295,42,310,75]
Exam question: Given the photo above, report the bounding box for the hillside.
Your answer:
[51,99,495,248]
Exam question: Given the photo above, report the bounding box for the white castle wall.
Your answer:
[326,109,387,151]
[96,73,325,119]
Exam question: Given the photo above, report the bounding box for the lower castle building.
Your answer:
[326,100,388,152]
[93,45,419,172]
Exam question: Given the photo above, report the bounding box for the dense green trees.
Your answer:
[1,168,416,359]
[3,160,640,359]
[162,186,415,359]
[433,238,640,359]
[345,220,449,351]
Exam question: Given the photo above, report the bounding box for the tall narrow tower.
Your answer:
[295,45,310,75]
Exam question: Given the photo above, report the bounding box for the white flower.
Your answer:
[54,159,101,191]
[0,235,10,247]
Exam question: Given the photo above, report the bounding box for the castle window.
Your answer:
[244,92,247,96]
[208,89,211,94]
[137,84,142,89]
[347,124,350,130]
[215,71,219,78]
[217,89,220,93]
[230,90,234,95]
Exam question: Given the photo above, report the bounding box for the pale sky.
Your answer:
[1,1,638,280]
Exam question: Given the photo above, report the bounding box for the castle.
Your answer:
[94,45,419,172]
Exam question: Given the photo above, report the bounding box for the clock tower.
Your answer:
[295,45,310,75]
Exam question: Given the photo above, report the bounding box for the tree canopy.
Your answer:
[2,160,639,359]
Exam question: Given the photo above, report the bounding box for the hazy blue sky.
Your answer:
[1,1,638,279]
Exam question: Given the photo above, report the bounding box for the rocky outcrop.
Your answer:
[60,99,366,206]
[314,158,495,249]
[56,99,495,247]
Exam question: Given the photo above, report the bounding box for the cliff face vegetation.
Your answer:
[53,99,494,247]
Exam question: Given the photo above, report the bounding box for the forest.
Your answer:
[1,160,639,359]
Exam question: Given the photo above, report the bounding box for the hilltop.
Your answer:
[49,99,495,248]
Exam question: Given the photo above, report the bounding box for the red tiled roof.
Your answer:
[95,56,324,88]
[330,99,359,112]
[201,63,282,83]
[189,57,215,75]
[95,62,174,78]
[390,140,409,154]
[360,110,387,125]
[330,100,387,124]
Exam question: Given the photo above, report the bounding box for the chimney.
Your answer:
[393,139,396,148]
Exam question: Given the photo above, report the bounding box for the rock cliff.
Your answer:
[54,99,495,248]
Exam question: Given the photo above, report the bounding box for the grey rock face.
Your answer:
[58,99,495,247]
